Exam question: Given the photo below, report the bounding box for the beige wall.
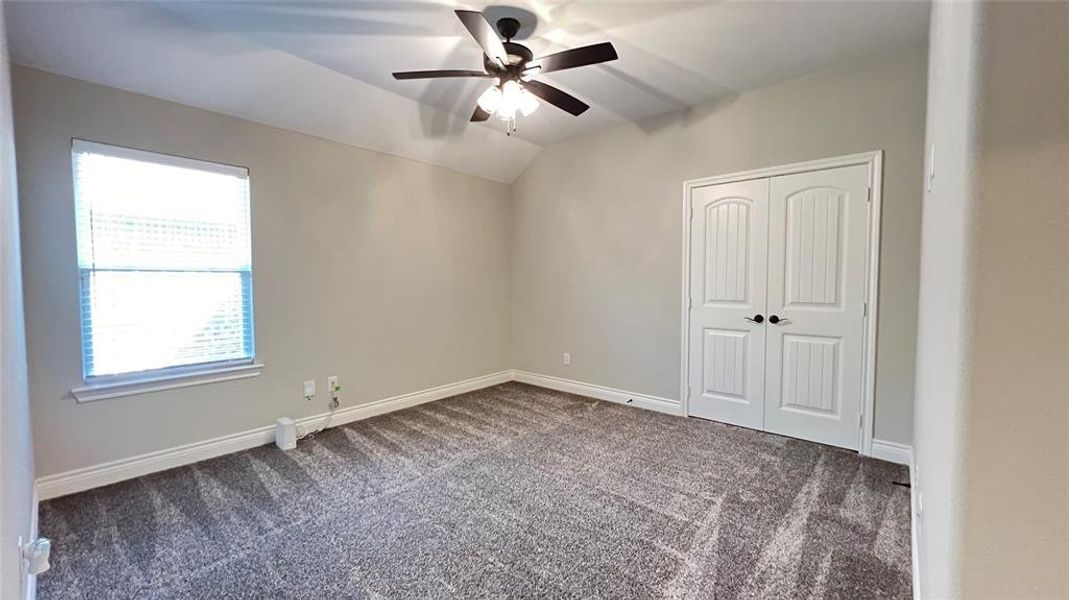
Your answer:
[16,47,930,481]
[1,7,35,599]
[914,2,1068,597]
[511,46,928,445]
[959,2,1068,596]
[14,66,513,478]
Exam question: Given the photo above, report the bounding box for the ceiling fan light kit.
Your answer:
[392,9,618,135]
[478,80,539,133]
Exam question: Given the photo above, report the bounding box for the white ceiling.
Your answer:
[4,1,929,182]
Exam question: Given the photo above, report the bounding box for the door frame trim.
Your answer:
[680,151,884,456]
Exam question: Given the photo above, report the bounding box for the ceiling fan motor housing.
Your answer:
[496,17,521,41]
[484,41,534,74]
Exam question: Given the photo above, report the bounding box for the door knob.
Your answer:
[769,315,791,325]
[744,314,764,324]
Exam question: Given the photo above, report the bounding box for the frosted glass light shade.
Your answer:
[477,85,502,114]
[519,89,539,116]
[497,80,523,120]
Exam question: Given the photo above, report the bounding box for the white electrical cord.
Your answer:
[296,394,332,441]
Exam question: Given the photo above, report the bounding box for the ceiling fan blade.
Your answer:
[523,80,590,116]
[530,42,618,75]
[393,70,494,80]
[471,106,492,122]
[454,10,509,66]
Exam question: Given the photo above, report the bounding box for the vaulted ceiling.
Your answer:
[5,1,929,182]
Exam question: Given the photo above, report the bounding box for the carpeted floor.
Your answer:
[38,382,912,599]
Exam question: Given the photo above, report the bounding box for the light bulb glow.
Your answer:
[474,80,539,134]
[477,85,502,114]
[496,80,523,120]
[519,89,539,116]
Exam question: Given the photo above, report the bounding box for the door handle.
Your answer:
[768,315,791,325]
[744,314,764,324]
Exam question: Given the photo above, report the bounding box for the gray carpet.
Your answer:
[38,382,912,599]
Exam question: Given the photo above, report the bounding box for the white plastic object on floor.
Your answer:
[275,417,297,450]
[22,537,51,575]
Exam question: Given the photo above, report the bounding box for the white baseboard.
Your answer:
[36,420,278,501]
[868,439,919,597]
[511,370,683,416]
[301,370,512,432]
[910,454,921,600]
[870,439,913,466]
[35,370,511,500]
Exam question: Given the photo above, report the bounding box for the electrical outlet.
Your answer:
[326,376,341,410]
[303,379,316,398]
[562,352,571,366]
[927,144,936,192]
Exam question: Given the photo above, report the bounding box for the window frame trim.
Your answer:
[71,138,250,179]
[71,359,265,403]
[70,138,259,399]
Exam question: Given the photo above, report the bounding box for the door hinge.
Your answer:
[859,412,864,429]
[688,297,692,310]
[863,302,868,317]
[866,187,873,203]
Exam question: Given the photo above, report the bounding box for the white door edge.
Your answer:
[680,151,883,457]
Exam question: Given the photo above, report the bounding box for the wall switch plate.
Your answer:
[563,352,571,366]
[303,379,316,398]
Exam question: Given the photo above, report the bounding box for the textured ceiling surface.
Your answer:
[5,1,929,182]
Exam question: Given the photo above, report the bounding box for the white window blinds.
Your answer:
[72,140,255,379]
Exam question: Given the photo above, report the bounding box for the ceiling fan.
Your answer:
[392,10,618,134]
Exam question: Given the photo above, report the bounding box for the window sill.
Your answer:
[71,362,264,403]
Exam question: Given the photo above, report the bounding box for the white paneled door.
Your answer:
[687,164,871,450]
[688,179,769,429]
[763,165,870,449]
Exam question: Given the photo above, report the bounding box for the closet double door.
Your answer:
[687,164,870,450]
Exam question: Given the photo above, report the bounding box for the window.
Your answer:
[71,140,258,399]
